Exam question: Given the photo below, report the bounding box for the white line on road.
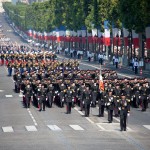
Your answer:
[143,125,150,130]
[5,95,13,98]
[2,126,14,132]
[25,125,37,132]
[47,125,62,131]
[69,125,84,130]
[0,90,4,92]
[27,109,38,126]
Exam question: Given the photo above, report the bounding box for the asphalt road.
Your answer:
[0,12,150,150]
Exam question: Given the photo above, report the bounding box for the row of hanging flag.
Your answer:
[27,21,150,49]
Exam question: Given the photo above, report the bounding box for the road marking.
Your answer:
[0,90,4,92]
[74,107,84,115]
[85,117,95,124]
[27,109,38,126]
[19,94,23,97]
[25,125,37,132]
[143,125,150,130]
[69,125,84,130]
[2,126,14,132]
[47,125,62,131]
[96,123,106,131]
[5,95,13,98]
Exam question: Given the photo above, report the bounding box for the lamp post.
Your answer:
[116,34,119,57]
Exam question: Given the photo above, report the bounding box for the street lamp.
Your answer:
[116,34,119,57]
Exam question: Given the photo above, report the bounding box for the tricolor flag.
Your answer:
[123,28,129,47]
[44,32,48,41]
[99,67,104,91]
[132,30,139,48]
[112,28,121,46]
[104,21,110,46]
[28,29,32,37]
[146,27,150,49]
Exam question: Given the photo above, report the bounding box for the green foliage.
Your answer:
[2,0,149,33]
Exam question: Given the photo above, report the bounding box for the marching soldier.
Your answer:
[91,82,98,107]
[97,91,105,117]
[114,84,121,117]
[82,86,92,117]
[140,83,148,111]
[106,90,114,123]
[37,84,47,111]
[119,93,130,131]
[77,83,85,111]
[24,84,32,108]
[65,86,73,114]
[47,83,54,108]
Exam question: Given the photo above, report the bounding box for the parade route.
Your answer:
[0,11,150,150]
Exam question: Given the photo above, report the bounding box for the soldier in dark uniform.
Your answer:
[37,84,47,111]
[59,83,66,107]
[106,91,114,123]
[97,91,105,117]
[140,83,148,111]
[113,84,121,117]
[82,86,92,117]
[65,86,73,114]
[78,83,85,111]
[24,84,32,108]
[47,83,54,108]
[119,93,130,131]
[91,82,98,107]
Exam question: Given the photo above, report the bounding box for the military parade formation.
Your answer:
[0,42,150,132]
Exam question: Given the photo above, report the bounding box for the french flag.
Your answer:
[28,29,32,37]
[132,30,139,48]
[104,21,110,46]
[112,28,121,46]
[123,28,129,47]
[44,32,48,41]
[146,27,150,49]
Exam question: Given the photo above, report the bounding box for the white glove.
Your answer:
[118,107,121,110]
[72,98,74,102]
[107,102,110,106]
[62,98,64,102]
[127,113,130,117]
[38,98,40,101]
[46,98,48,101]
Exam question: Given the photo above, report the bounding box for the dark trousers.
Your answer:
[66,102,72,113]
[8,68,12,76]
[39,100,46,111]
[115,62,118,69]
[120,115,127,131]
[85,104,90,117]
[99,105,105,116]
[25,97,30,108]
[108,109,113,123]
[135,66,138,74]
[80,99,83,111]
